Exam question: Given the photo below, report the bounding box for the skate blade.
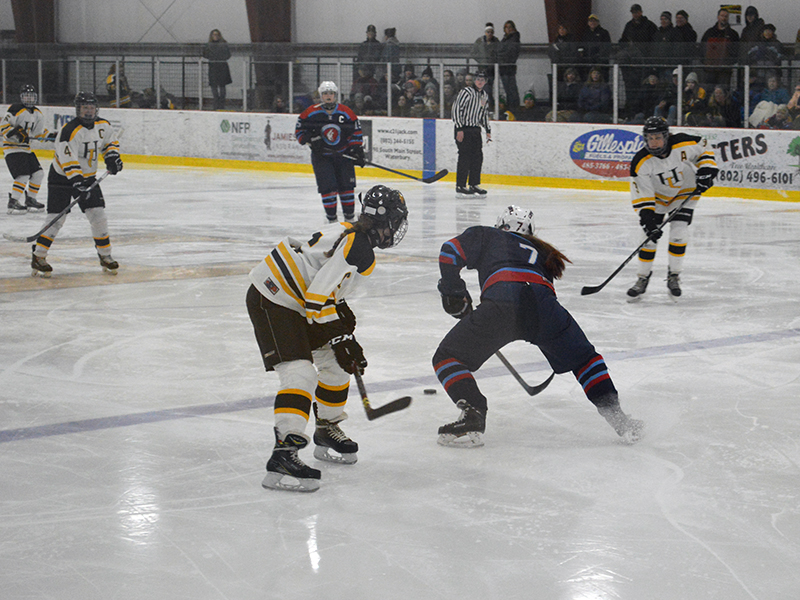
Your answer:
[26,208,44,212]
[31,269,52,278]
[668,293,680,303]
[313,445,357,464]
[437,431,484,448]
[261,471,320,493]
[102,267,118,276]
[626,294,643,304]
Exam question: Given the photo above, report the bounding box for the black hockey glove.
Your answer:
[335,301,357,333]
[347,146,366,167]
[695,167,718,194]
[308,135,325,153]
[71,177,88,198]
[104,152,123,175]
[44,131,58,143]
[330,333,367,375]
[441,293,473,319]
[8,126,28,144]
[639,208,663,242]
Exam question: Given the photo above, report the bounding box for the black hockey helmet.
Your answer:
[74,91,99,126]
[19,84,38,108]
[360,185,409,249]
[642,116,669,157]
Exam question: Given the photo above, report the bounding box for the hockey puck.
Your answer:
[423,388,438,395]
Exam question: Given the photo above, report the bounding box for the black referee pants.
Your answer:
[455,127,483,188]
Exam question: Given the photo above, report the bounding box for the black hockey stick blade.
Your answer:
[344,153,447,184]
[354,370,412,420]
[495,350,556,396]
[580,191,699,296]
[421,169,449,184]
[3,171,111,244]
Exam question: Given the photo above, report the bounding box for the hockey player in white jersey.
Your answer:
[1,84,54,214]
[627,116,717,301]
[31,92,123,277]
[246,185,409,492]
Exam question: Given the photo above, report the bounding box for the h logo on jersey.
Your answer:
[656,167,683,189]
[321,124,341,145]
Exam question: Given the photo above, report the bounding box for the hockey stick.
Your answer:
[3,171,111,243]
[344,153,448,184]
[580,190,698,296]
[495,350,556,396]
[353,369,412,420]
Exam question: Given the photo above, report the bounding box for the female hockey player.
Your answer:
[32,92,123,277]
[433,205,643,447]
[295,81,365,223]
[247,185,408,492]
[627,116,718,301]
[1,84,53,214]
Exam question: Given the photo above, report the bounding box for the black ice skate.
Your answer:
[667,270,681,301]
[25,194,44,212]
[313,413,358,464]
[31,247,52,278]
[7,194,26,214]
[455,186,476,199]
[626,273,651,303]
[597,404,643,444]
[469,185,487,197]
[98,253,119,275]
[437,399,486,448]
[262,428,321,493]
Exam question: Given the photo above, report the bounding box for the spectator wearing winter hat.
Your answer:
[498,20,521,110]
[516,90,539,121]
[470,22,499,103]
[420,66,439,95]
[673,10,698,64]
[682,71,708,125]
[739,6,766,63]
[652,11,679,70]
[380,27,401,83]
[355,24,382,78]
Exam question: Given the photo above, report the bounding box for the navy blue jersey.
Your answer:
[295,103,363,157]
[439,226,555,299]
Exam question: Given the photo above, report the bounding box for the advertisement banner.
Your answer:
[705,129,799,191]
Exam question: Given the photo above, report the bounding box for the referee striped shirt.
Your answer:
[452,86,491,133]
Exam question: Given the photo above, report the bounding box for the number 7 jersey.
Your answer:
[51,118,120,180]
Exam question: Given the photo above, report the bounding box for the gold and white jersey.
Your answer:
[1,104,50,155]
[249,223,376,324]
[630,132,717,215]
[51,117,120,181]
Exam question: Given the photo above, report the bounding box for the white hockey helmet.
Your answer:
[495,205,535,236]
[318,81,338,97]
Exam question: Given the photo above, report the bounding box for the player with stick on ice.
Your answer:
[246,185,409,492]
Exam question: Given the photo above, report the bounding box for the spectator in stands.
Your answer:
[617,4,657,115]
[497,96,516,121]
[652,11,678,68]
[380,28,401,83]
[673,10,698,65]
[442,82,457,118]
[757,73,791,105]
[655,68,679,124]
[706,84,741,127]
[700,9,739,85]
[471,23,499,79]
[420,67,439,95]
[550,24,578,67]
[682,72,708,125]
[464,73,475,89]
[203,29,232,110]
[747,25,785,77]
[106,63,132,108]
[395,94,411,117]
[546,67,582,122]
[787,83,800,128]
[272,96,288,113]
[498,20,521,111]
[422,82,439,117]
[739,6,765,63]
[399,64,419,89]
[759,105,793,129]
[351,64,380,100]
[578,66,613,123]
[579,14,611,78]
[443,70,456,90]
[356,25,382,78]
[455,70,468,92]
[628,70,663,124]
[515,91,539,121]
[795,28,800,61]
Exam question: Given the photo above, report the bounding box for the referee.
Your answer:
[452,71,492,198]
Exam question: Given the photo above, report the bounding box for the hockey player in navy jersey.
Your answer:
[247,185,408,492]
[433,206,643,447]
[628,116,718,301]
[295,81,365,223]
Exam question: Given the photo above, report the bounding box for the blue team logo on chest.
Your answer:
[321,123,342,145]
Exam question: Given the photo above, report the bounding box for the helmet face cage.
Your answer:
[495,205,535,236]
[643,116,669,157]
[20,85,38,108]
[74,92,98,124]
[361,185,409,249]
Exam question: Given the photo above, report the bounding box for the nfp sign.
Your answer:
[569,129,644,178]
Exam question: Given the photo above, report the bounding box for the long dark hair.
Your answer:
[520,233,571,280]
[323,218,372,258]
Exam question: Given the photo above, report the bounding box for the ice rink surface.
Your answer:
[1,164,799,600]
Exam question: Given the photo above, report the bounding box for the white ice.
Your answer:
[1,165,799,600]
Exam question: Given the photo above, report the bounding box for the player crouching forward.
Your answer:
[628,116,718,302]
[247,185,409,492]
[433,206,643,447]
[31,92,123,277]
